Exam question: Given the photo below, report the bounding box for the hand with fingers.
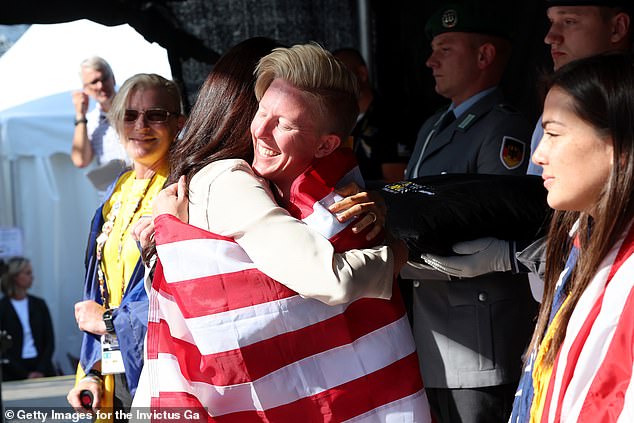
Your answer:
[68,374,102,414]
[328,181,387,240]
[153,175,189,223]
[132,216,154,250]
[420,237,512,278]
[74,300,107,335]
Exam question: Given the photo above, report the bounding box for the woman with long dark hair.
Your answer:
[131,39,421,419]
[510,53,634,422]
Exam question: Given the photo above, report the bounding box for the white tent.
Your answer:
[0,20,172,375]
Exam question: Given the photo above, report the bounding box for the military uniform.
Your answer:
[402,3,540,423]
[405,90,539,423]
[405,87,538,386]
[406,89,530,177]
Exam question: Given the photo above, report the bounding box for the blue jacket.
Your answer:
[79,181,148,396]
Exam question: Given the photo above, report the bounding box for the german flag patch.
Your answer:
[500,136,526,170]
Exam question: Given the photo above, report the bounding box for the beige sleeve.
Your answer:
[189,160,394,305]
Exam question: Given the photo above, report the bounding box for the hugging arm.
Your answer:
[201,163,400,305]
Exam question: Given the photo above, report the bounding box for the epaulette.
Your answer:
[495,103,521,114]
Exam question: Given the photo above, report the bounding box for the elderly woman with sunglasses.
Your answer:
[67,73,185,421]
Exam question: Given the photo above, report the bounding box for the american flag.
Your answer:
[146,149,431,422]
[512,223,634,423]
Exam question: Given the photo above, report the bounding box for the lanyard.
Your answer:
[95,174,155,308]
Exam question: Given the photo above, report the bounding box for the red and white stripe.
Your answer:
[146,150,430,422]
[539,225,634,423]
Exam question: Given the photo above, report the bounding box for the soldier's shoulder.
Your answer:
[493,102,523,115]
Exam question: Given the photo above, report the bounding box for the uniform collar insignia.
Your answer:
[458,113,476,130]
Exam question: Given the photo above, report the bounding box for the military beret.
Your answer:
[425,2,513,40]
[545,0,631,9]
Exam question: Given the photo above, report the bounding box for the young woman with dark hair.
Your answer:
[511,52,634,423]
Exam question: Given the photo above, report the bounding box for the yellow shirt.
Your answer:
[100,167,166,307]
[75,165,167,422]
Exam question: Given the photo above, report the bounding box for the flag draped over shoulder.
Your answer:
[146,149,431,422]
[512,222,634,423]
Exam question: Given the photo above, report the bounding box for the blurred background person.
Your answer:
[71,56,130,191]
[333,47,410,185]
[67,73,185,421]
[0,257,56,381]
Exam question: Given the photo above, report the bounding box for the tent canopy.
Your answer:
[0,19,172,112]
[0,20,171,375]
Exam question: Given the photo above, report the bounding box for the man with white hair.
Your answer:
[71,56,129,190]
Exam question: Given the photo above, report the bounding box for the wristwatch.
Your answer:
[102,309,115,334]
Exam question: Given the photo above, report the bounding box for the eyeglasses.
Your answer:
[124,108,178,124]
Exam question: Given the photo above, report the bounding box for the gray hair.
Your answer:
[108,73,183,136]
[80,56,114,80]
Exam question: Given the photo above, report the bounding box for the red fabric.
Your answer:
[148,285,405,386]
[147,151,429,421]
[540,226,634,423]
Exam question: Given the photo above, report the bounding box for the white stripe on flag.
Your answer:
[545,235,623,423]
[164,293,349,354]
[157,238,256,282]
[155,289,195,344]
[546,244,618,423]
[562,254,634,422]
[343,389,430,423]
[150,316,416,416]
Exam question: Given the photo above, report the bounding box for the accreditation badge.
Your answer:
[100,332,126,374]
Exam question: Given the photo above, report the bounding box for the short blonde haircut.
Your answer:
[108,73,183,136]
[254,43,360,138]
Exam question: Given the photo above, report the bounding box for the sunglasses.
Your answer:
[124,108,178,123]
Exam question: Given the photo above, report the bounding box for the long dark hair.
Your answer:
[529,53,634,366]
[142,37,281,263]
[168,37,282,188]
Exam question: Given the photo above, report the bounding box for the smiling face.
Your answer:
[545,6,617,71]
[122,87,182,174]
[250,78,339,195]
[81,66,116,105]
[533,87,613,215]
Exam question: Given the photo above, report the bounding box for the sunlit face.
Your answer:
[122,87,181,170]
[251,79,334,189]
[426,32,481,104]
[14,263,33,291]
[81,67,116,104]
[545,6,617,70]
[533,87,613,214]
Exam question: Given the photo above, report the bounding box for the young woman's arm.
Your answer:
[190,160,397,305]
